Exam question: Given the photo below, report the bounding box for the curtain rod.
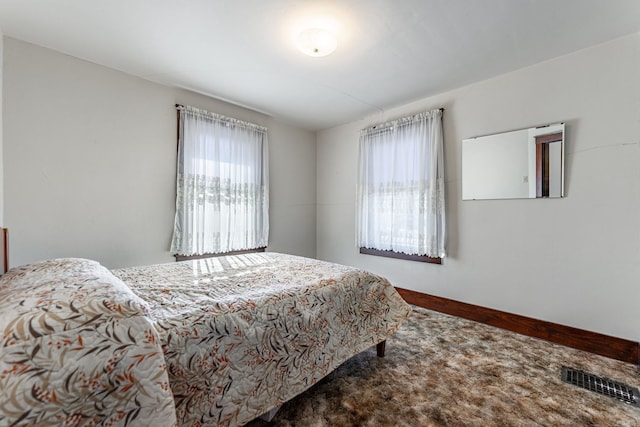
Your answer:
[362,107,444,135]
[175,104,268,133]
[177,104,444,111]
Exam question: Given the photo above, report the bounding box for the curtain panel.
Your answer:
[171,105,269,256]
[357,109,445,258]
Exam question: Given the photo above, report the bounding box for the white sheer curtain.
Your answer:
[357,109,445,258]
[171,105,269,256]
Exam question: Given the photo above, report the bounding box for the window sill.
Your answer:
[359,247,442,264]
[175,247,266,262]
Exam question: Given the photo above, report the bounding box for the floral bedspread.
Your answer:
[0,258,177,427]
[113,252,412,426]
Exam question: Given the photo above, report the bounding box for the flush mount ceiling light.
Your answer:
[296,27,338,57]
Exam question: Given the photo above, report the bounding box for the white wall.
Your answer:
[317,33,640,341]
[3,37,316,268]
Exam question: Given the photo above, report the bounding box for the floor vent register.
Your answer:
[561,366,639,408]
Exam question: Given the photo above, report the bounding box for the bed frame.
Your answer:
[0,228,7,274]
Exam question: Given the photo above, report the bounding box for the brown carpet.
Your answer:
[246,306,640,426]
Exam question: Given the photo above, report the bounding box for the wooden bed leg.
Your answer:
[376,340,386,357]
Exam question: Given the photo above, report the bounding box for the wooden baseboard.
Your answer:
[396,287,639,365]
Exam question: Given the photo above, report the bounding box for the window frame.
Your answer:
[171,104,269,256]
[175,247,266,262]
[359,247,441,264]
[356,109,445,263]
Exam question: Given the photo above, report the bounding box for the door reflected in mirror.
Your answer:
[462,123,565,200]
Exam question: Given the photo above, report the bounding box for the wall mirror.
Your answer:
[462,123,565,200]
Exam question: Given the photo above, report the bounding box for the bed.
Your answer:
[0,252,411,426]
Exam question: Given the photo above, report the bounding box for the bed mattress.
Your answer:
[113,252,411,426]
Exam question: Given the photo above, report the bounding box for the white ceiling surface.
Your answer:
[0,1,639,131]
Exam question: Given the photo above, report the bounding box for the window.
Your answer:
[357,109,445,262]
[171,105,268,256]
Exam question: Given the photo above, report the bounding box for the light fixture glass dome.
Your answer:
[296,28,338,57]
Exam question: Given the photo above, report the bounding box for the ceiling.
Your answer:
[0,0,639,131]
